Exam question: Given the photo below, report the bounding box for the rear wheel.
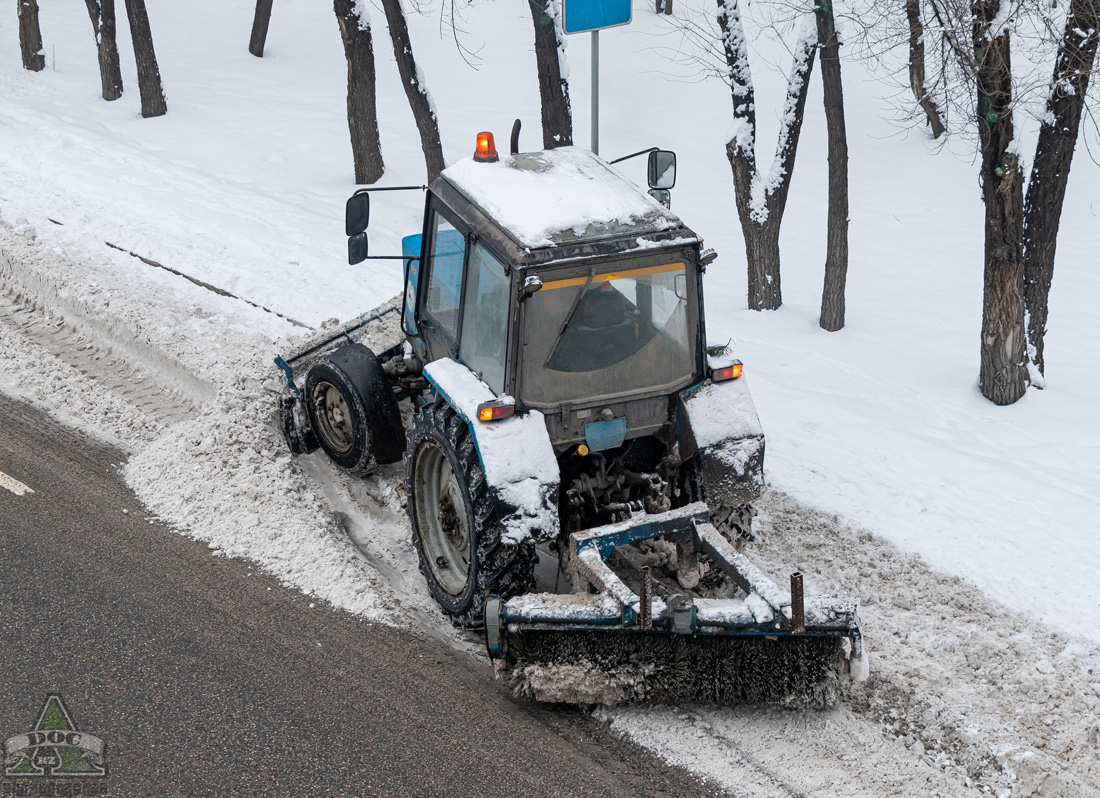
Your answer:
[406,401,535,627]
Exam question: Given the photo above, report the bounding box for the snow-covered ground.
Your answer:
[1,1,1098,795]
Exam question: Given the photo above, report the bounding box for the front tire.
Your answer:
[406,401,535,627]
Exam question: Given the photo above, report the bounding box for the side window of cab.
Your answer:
[458,243,510,395]
[419,207,511,395]
[422,211,467,342]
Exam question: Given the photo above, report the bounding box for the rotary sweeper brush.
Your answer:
[275,124,867,706]
[486,503,864,706]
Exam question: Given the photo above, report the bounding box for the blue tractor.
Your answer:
[276,132,865,704]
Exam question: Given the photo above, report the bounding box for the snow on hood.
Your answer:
[442,146,681,248]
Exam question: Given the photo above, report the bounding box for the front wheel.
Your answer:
[406,401,535,627]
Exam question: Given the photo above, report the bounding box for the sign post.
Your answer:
[591,29,599,154]
[562,0,632,156]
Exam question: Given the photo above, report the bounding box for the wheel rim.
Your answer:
[312,381,355,454]
[414,442,471,596]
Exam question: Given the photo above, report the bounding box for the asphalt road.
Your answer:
[0,394,721,798]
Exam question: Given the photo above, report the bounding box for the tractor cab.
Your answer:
[350,142,706,450]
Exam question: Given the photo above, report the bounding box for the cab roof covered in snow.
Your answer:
[437,146,698,267]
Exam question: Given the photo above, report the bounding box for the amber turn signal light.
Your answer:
[477,400,515,422]
[474,131,499,163]
[711,361,743,382]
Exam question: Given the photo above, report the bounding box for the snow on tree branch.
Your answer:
[352,0,371,29]
[752,14,819,222]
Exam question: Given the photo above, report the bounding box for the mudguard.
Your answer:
[422,358,561,544]
[679,366,766,509]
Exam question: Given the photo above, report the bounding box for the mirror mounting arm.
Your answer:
[607,147,655,164]
[607,146,655,165]
[352,185,428,193]
[347,185,429,237]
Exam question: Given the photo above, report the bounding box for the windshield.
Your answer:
[521,260,695,406]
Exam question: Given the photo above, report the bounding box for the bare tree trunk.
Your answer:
[815,0,849,331]
[123,0,167,117]
[973,3,1027,405]
[1022,0,1100,378]
[249,0,274,57]
[99,0,123,99]
[718,2,817,310]
[742,220,783,307]
[334,0,384,184]
[379,0,445,181]
[17,0,45,72]
[84,0,124,100]
[529,0,573,148]
[906,0,945,137]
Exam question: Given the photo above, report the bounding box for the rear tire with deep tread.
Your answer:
[406,400,536,628]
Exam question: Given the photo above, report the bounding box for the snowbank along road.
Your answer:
[1,210,1098,798]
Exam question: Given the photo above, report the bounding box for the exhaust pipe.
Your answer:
[510,119,522,155]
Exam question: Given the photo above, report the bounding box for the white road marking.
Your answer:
[0,471,35,496]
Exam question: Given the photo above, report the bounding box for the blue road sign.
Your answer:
[562,0,632,34]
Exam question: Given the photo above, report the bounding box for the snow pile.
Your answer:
[0,216,399,625]
[0,308,157,450]
[509,661,659,706]
[443,147,678,247]
[124,367,397,622]
[0,218,199,447]
[424,358,559,543]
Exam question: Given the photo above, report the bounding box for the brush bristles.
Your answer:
[504,631,845,707]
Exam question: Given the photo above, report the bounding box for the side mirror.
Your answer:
[346,191,370,237]
[348,232,369,265]
[648,188,671,209]
[647,150,676,190]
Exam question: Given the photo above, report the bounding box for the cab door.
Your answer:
[456,242,511,395]
[416,202,468,364]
